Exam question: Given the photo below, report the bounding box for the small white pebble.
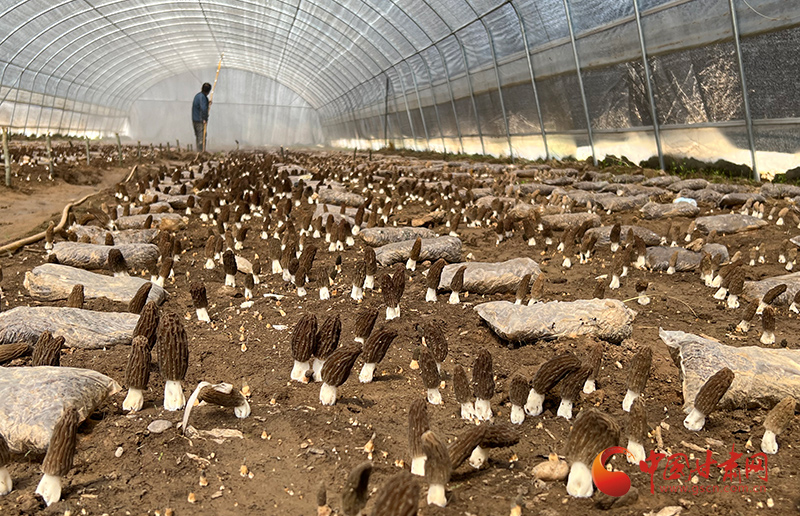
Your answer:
[115,446,124,458]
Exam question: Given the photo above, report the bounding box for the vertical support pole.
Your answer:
[727,0,759,181]
[116,133,122,166]
[384,75,390,148]
[2,127,10,187]
[85,137,90,166]
[46,133,54,180]
[562,0,597,166]
[166,142,170,152]
[510,2,549,160]
[395,66,418,150]
[632,0,664,171]
[137,140,142,161]
[176,139,180,152]
[456,34,485,155]
[418,54,447,154]
[437,45,465,154]
[407,60,431,150]
[480,19,514,161]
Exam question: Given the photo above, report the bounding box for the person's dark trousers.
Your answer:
[193,121,206,151]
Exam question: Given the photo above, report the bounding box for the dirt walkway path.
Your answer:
[0,166,131,246]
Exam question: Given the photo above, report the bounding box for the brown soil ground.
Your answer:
[0,152,798,516]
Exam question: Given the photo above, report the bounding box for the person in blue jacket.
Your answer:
[192,83,212,152]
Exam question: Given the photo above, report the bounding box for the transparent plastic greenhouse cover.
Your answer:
[1,0,798,176]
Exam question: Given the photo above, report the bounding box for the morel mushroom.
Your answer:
[515,274,531,305]
[684,367,735,431]
[623,346,652,412]
[761,396,795,454]
[381,274,399,321]
[370,471,420,516]
[392,263,406,317]
[0,433,10,495]
[290,314,318,382]
[453,364,474,420]
[190,281,210,323]
[419,347,441,405]
[564,408,620,498]
[364,247,377,290]
[32,331,63,367]
[421,431,451,507]
[509,375,529,425]
[557,366,591,420]
[468,424,521,470]
[222,250,237,287]
[122,336,151,412]
[408,398,430,476]
[182,381,251,433]
[407,237,422,271]
[472,349,494,421]
[609,224,621,253]
[107,248,129,277]
[134,301,159,350]
[319,344,362,406]
[790,290,800,314]
[583,341,603,394]
[350,261,366,301]
[423,322,448,372]
[525,353,581,416]
[341,461,372,516]
[204,235,216,270]
[128,282,151,314]
[313,314,341,382]
[156,312,190,411]
[726,269,745,309]
[354,307,379,344]
[761,305,776,345]
[359,327,398,383]
[0,342,31,364]
[758,283,786,314]
[243,272,256,302]
[44,221,55,251]
[635,280,650,306]
[449,265,466,304]
[155,256,172,288]
[66,284,84,309]
[425,258,445,303]
[626,397,648,463]
[36,407,78,506]
[528,273,545,305]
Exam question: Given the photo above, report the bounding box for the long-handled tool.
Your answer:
[202,54,224,152]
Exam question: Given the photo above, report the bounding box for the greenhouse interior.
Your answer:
[1,1,800,515]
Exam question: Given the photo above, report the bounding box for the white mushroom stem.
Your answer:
[448,292,460,304]
[790,302,799,314]
[260,231,269,240]
[319,382,337,406]
[164,380,186,411]
[406,258,416,271]
[204,258,215,270]
[684,407,706,431]
[761,429,778,454]
[583,378,596,394]
[114,271,129,278]
[282,269,292,282]
[35,473,62,506]
[154,276,166,288]
[474,398,492,420]
[386,306,399,320]
[426,387,443,405]
[524,390,545,416]
[510,404,525,425]
[319,285,330,300]
[469,445,489,469]
[711,274,723,288]
[271,259,282,274]
[566,461,593,498]
[610,242,619,253]
[635,255,646,269]
[638,294,651,306]
[291,360,311,382]
[562,257,572,269]
[182,381,212,434]
[364,275,374,290]
[122,387,145,412]
[627,439,646,464]
[225,274,236,287]
[234,398,251,419]
[666,265,676,275]
[622,389,638,412]
[359,362,377,383]
[460,402,474,420]
[609,274,620,289]
[727,295,739,309]
[195,307,210,324]
[736,320,751,333]
[425,288,437,302]
[756,302,767,315]
[410,455,426,476]
[527,237,536,246]
[557,399,574,420]
[0,466,11,496]
[760,331,775,346]
[312,358,325,382]
[297,286,307,298]
[350,285,363,301]
[713,286,727,300]
[244,287,253,300]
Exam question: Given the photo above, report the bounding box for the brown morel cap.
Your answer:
[693,368,734,418]
[427,259,446,290]
[370,471,420,516]
[134,301,160,350]
[453,364,472,404]
[128,282,152,314]
[565,408,620,466]
[0,342,32,364]
[354,307,379,341]
[450,265,466,293]
[189,282,208,309]
[532,352,580,395]
[472,349,494,400]
[291,314,318,363]
[627,397,649,443]
[363,327,398,364]
[156,312,189,382]
[41,407,78,477]
[418,347,440,390]
[125,336,151,391]
[66,284,84,309]
[315,314,341,359]
[320,344,362,387]
[407,398,430,459]
[626,346,653,395]
[421,431,451,485]
[340,461,372,516]
[764,396,796,435]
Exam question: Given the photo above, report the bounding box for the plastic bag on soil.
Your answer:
[742,272,800,306]
[640,201,699,219]
[475,299,635,344]
[677,188,723,206]
[0,306,139,349]
[660,328,800,410]
[24,263,167,304]
[360,227,436,246]
[694,214,767,234]
[0,366,120,453]
[115,213,186,231]
[67,226,159,244]
[375,236,462,267]
[316,188,365,207]
[667,178,708,192]
[585,225,661,246]
[541,212,601,231]
[438,257,541,294]
[52,242,159,271]
[646,244,728,271]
